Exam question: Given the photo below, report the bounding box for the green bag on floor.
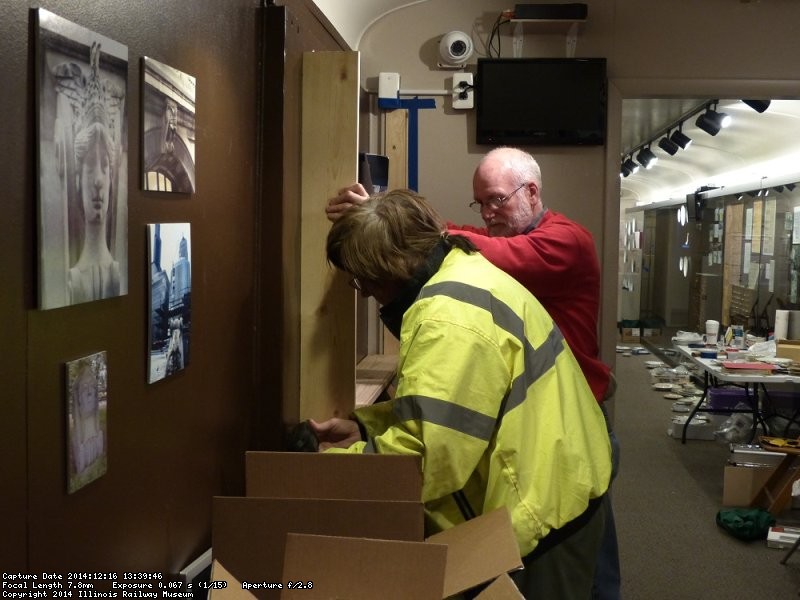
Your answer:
[716,508,776,541]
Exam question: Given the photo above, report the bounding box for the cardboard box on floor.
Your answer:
[210,452,523,600]
[723,464,777,506]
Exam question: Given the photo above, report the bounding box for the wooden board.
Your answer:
[381,108,408,356]
[300,51,359,419]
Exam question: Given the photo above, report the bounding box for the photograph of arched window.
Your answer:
[142,57,196,193]
[36,8,128,310]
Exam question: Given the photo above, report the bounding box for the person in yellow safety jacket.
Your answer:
[312,189,612,599]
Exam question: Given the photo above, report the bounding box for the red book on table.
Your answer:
[720,361,776,371]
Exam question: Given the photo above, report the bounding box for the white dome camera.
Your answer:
[439,31,474,67]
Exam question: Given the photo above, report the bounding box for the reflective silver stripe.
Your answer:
[504,325,566,414]
[392,395,496,441]
[418,280,565,416]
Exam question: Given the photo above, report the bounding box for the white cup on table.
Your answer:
[703,319,720,346]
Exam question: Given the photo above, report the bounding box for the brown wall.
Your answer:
[2,0,262,572]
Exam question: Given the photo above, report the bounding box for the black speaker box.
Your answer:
[513,3,588,20]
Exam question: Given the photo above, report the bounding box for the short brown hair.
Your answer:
[327,189,461,283]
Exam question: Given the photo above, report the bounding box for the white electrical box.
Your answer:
[452,73,473,110]
[378,72,400,102]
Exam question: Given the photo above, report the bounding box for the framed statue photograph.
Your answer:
[142,57,197,193]
[147,223,192,383]
[35,9,129,310]
[66,351,108,493]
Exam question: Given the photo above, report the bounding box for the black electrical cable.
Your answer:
[489,15,502,57]
[488,14,511,58]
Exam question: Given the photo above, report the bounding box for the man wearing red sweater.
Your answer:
[327,146,620,600]
[457,147,611,404]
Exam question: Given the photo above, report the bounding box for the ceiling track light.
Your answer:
[658,135,680,156]
[623,157,639,175]
[742,99,771,113]
[695,102,732,136]
[670,128,692,150]
[636,146,658,169]
[620,162,632,178]
[787,183,797,191]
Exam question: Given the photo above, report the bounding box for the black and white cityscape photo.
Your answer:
[148,223,192,383]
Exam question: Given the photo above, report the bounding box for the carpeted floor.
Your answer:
[611,349,800,599]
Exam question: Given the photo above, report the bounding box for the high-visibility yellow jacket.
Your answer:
[328,248,611,557]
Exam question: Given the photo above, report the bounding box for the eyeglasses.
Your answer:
[469,182,527,213]
[348,276,362,291]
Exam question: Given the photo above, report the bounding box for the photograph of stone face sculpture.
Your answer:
[36,8,128,309]
[148,223,192,384]
[66,351,108,494]
[142,56,196,193]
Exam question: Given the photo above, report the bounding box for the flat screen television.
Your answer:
[476,57,607,146]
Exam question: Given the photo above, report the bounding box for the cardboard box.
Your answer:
[211,453,523,600]
[620,327,640,343]
[424,507,522,598]
[279,509,522,599]
[722,464,777,506]
[475,573,525,600]
[210,508,522,600]
[245,451,422,500]
[776,340,800,363]
[280,533,448,599]
[212,496,425,599]
[209,560,255,600]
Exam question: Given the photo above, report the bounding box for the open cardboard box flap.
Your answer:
[279,533,448,599]
[475,573,526,600]
[209,560,257,600]
[278,508,522,599]
[426,507,523,597]
[245,451,422,500]
[212,496,424,600]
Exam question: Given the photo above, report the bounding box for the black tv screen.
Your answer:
[476,57,607,146]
